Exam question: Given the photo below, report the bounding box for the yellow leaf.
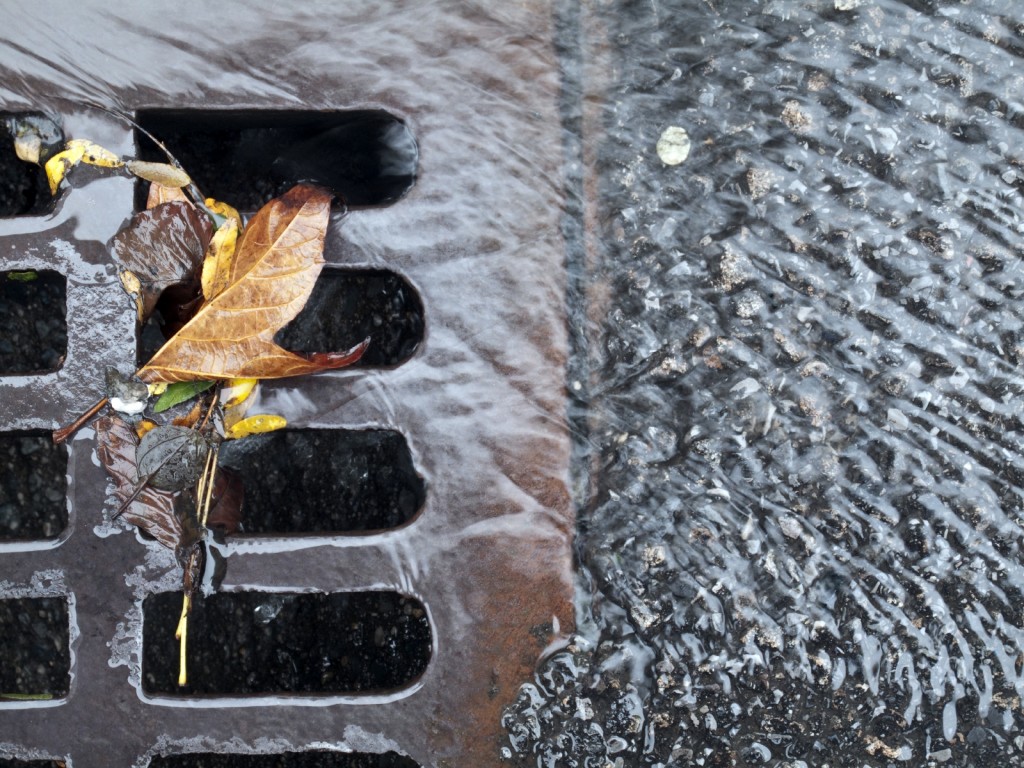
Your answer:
[220,378,258,409]
[225,414,286,440]
[146,182,190,210]
[135,419,159,439]
[67,139,123,168]
[205,198,243,230]
[44,144,85,195]
[126,160,191,188]
[200,218,238,301]
[147,382,169,397]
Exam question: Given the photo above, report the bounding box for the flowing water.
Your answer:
[501,1,1024,766]
[0,1,1022,766]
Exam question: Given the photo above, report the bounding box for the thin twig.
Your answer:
[52,396,108,444]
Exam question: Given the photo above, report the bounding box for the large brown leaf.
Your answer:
[137,184,365,383]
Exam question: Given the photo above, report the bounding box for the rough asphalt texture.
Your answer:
[502,1,1024,767]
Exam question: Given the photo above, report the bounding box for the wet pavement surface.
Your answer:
[501,1,1024,766]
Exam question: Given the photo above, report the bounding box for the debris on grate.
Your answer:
[218,429,424,534]
[134,110,417,211]
[0,271,67,374]
[148,753,419,768]
[0,597,69,697]
[278,269,424,368]
[0,434,67,540]
[142,591,431,695]
[0,759,64,768]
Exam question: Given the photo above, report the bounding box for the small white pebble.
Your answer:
[657,126,691,165]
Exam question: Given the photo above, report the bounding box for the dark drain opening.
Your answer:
[134,110,417,211]
[218,429,424,534]
[277,269,424,368]
[0,114,58,218]
[142,591,431,695]
[0,597,70,697]
[0,270,67,374]
[148,752,419,768]
[0,760,63,768]
[136,269,423,369]
[0,433,67,541]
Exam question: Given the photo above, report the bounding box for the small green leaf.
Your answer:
[6,270,38,282]
[153,380,215,413]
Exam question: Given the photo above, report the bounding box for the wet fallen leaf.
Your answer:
[200,218,238,301]
[138,184,369,382]
[68,139,122,168]
[147,181,190,209]
[205,198,243,230]
[220,378,258,408]
[127,160,191,188]
[44,139,122,194]
[225,414,287,440]
[5,114,63,165]
[44,143,84,194]
[154,380,215,413]
[95,415,186,552]
[171,399,206,429]
[110,201,213,322]
[137,425,211,492]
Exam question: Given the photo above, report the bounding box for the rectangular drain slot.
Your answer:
[148,752,419,768]
[0,760,64,768]
[0,271,67,375]
[142,591,431,695]
[0,596,70,699]
[0,433,67,541]
[134,110,417,211]
[0,113,59,218]
[218,429,423,534]
[277,269,424,368]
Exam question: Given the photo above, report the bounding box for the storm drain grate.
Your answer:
[0,5,572,766]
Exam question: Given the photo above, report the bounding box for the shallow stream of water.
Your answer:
[502,1,1024,766]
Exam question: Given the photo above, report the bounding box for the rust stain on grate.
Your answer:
[0,3,573,766]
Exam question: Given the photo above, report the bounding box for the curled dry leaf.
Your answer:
[110,201,213,322]
[138,184,369,382]
[95,415,189,552]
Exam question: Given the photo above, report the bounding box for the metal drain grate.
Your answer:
[0,4,572,766]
